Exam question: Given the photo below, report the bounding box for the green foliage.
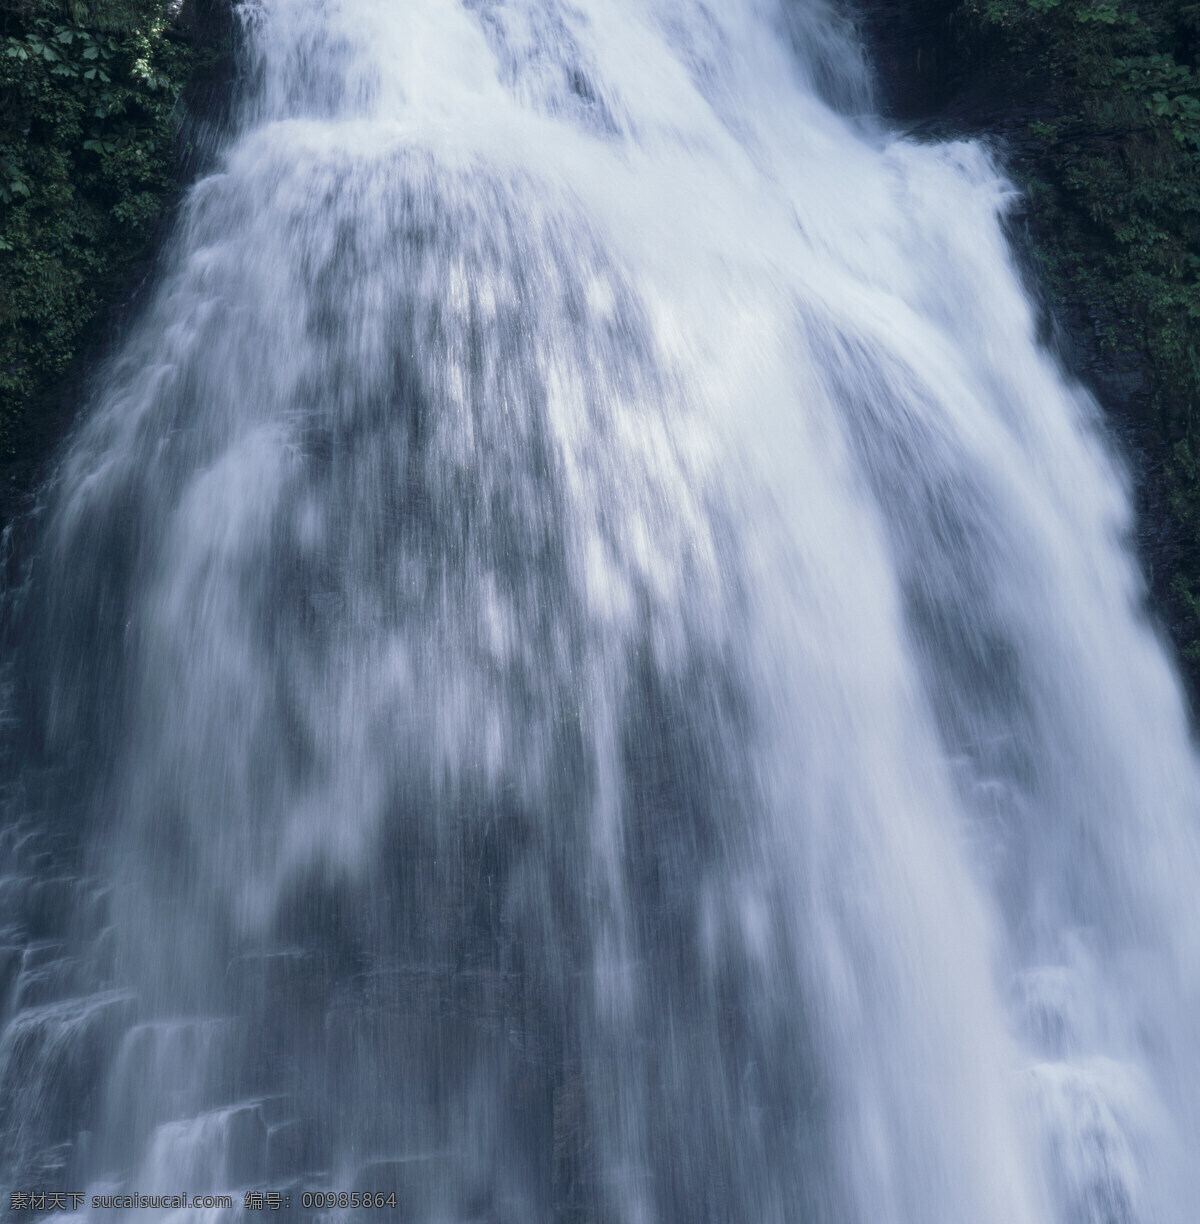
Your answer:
[0,0,198,456]
[966,0,1142,30]
[956,0,1199,396]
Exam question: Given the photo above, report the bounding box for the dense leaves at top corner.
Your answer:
[0,0,203,461]
[957,0,1199,400]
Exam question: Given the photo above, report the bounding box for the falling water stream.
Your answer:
[2,0,1199,1220]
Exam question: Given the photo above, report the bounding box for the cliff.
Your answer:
[860,0,1200,703]
[0,0,235,532]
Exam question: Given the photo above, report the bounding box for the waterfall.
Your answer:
[2,0,1199,1220]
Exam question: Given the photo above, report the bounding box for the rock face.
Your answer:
[857,0,1138,386]
[0,0,240,538]
[856,0,1198,704]
[858,0,963,119]
[176,0,242,164]
[0,6,245,1186]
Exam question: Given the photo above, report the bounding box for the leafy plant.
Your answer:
[0,0,202,459]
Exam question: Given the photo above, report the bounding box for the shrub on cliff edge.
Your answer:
[0,0,200,461]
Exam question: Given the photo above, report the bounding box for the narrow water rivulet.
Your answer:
[2,1,1199,1220]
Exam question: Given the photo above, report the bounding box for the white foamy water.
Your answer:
[1,1,1198,1221]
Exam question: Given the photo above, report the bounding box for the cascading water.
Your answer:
[2,0,1199,1220]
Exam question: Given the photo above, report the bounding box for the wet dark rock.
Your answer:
[553,1075,596,1224]
[857,0,964,119]
[26,1140,73,1185]
[226,1103,269,1186]
[11,943,82,1010]
[0,945,21,1015]
[225,948,335,1007]
[22,876,83,942]
[0,876,30,933]
[265,1116,321,1182]
[0,990,137,1184]
[351,1155,457,1218]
